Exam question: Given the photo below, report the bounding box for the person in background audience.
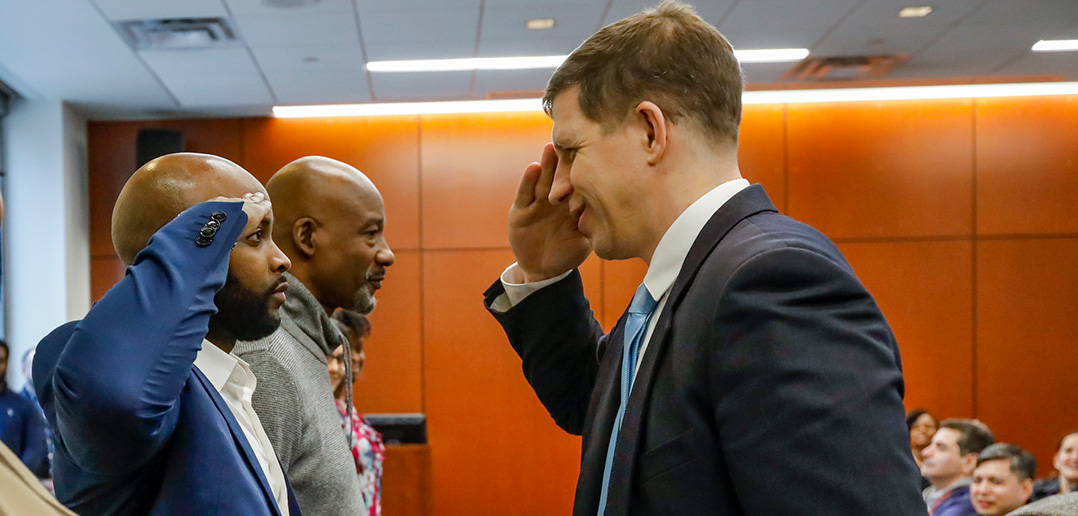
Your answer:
[20,345,54,489]
[0,338,49,478]
[234,156,394,516]
[1032,432,1078,501]
[970,444,1036,516]
[0,190,78,516]
[922,419,996,516]
[329,309,384,516]
[910,409,940,469]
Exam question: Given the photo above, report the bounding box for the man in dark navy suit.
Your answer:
[483,2,925,515]
[33,153,302,516]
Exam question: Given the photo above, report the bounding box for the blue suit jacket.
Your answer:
[33,201,301,516]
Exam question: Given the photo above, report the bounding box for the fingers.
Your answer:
[513,162,542,208]
[532,143,558,203]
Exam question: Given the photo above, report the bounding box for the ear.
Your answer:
[635,101,668,165]
[293,217,319,258]
[962,454,979,476]
[1020,478,1034,501]
[357,351,366,372]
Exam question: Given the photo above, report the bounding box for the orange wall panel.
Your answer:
[420,112,553,249]
[787,100,974,239]
[838,241,974,418]
[976,238,1078,471]
[423,249,580,516]
[975,95,1078,236]
[738,104,787,212]
[354,250,423,414]
[241,116,422,250]
[601,258,648,332]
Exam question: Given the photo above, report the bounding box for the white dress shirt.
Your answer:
[497,178,750,384]
[194,341,290,516]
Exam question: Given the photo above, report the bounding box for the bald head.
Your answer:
[265,156,393,313]
[112,153,266,264]
[266,156,382,256]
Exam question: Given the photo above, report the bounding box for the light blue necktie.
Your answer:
[598,283,658,515]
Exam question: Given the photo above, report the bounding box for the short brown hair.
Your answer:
[543,0,743,145]
[940,419,995,456]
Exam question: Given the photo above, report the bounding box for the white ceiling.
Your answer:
[1,0,1076,119]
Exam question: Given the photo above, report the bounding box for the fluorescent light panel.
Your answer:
[366,48,810,72]
[273,82,1078,118]
[898,6,933,18]
[1032,39,1078,52]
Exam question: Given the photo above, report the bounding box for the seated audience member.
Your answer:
[0,338,49,478]
[922,419,996,516]
[1008,492,1078,516]
[20,346,55,487]
[911,409,941,488]
[970,444,1036,516]
[329,309,385,516]
[32,153,300,516]
[0,188,78,516]
[1032,432,1078,501]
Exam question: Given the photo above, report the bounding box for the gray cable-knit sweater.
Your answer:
[234,272,366,516]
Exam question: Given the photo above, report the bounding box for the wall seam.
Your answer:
[417,115,427,415]
[970,98,979,418]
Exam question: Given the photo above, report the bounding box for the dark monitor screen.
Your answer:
[364,413,427,445]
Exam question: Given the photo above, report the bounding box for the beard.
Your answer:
[209,273,282,342]
[352,285,376,315]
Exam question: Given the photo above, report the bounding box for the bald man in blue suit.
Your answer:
[33,153,300,516]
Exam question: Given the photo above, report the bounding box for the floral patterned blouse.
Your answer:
[335,399,384,516]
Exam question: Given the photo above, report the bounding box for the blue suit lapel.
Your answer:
[192,366,284,516]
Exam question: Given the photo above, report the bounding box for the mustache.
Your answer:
[366,270,386,281]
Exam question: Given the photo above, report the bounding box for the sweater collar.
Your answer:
[280,272,346,355]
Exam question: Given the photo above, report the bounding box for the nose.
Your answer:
[548,157,573,205]
[269,239,291,273]
[376,238,395,268]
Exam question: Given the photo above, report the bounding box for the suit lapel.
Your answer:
[604,184,778,515]
[192,366,284,516]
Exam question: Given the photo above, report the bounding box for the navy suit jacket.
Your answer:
[485,185,927,516]
[33,201,301,516]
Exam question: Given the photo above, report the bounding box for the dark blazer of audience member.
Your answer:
[922,419,996,516]
[32,154,300,516]
[971,443,1036,516]
[0,338,49,478]
[1033,431,1078,501]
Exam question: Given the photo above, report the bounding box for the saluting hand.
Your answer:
[508,143,592,283]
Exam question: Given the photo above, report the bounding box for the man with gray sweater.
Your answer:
[235,156,395,516]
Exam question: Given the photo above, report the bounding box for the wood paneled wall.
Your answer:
[87,95,1078,514]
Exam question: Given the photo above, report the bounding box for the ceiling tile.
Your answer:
[355,0,478,10]
[93,0,227,20]
[472,68,553,99]
[263,67,371,104]
[478,3,605,56]
[233,11,360,47]
[140,47,274,106]
[370,71,472,101]
[718,0,862,49]
[603,0,736,27]
[813,0,986,57]
[0,0,175,114]
[359,7,480,45]
[224,0,355,16]
[365,41,477,61]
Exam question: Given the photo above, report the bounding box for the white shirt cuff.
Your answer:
[489,263,573,312]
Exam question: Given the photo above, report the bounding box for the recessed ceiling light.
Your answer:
[526,18,555,30]
[899,6,933,18]
[273,81,1078,118]
[366,48,808,73]
[1032,39,1078,52]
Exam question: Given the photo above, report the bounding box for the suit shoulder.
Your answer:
[33,321,81,373]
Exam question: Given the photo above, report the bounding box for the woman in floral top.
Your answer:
[329,310,384,516]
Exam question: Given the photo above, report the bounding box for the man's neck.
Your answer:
[205,335,235,354]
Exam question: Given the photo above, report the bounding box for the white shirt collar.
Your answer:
[193,340,253,393]
[643,178,750,300]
